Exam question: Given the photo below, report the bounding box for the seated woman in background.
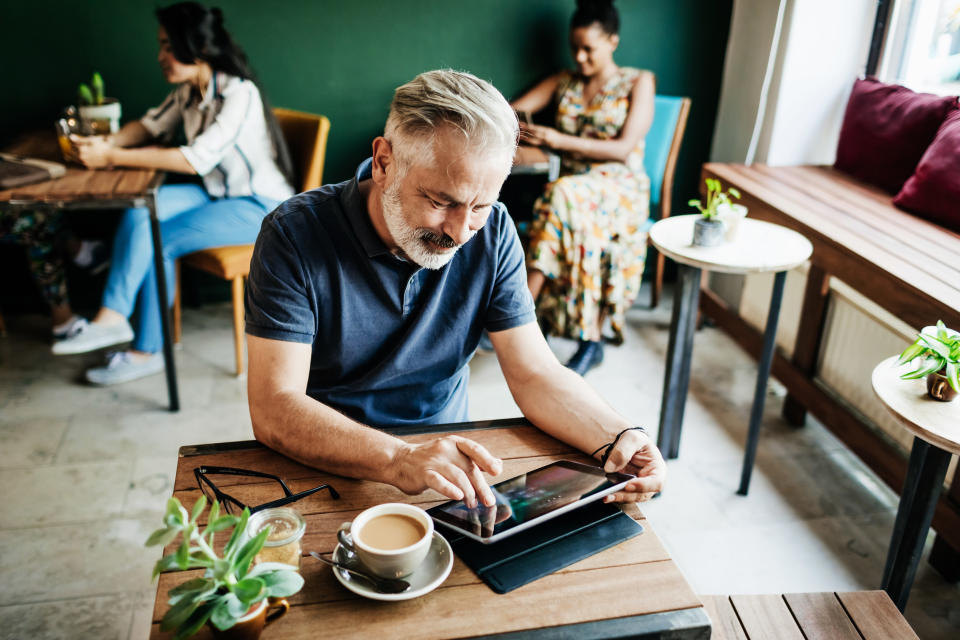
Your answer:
[511,0,654,375]
[54,1,294,385]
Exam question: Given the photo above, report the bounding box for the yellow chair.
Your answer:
[173,108,330,375]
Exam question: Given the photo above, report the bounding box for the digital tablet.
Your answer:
[427,460,634,544]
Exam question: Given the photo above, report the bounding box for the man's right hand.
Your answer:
[390,435,502,508]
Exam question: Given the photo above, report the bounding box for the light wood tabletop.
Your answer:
[872,356,960,456]
[148,420,710,639]
[649,215,813,275]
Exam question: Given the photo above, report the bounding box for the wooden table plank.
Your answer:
[782,592,860,639]
[152,561,701,640]
[837,591,919,640]
[700,596,748,640]
[729,595,804,640]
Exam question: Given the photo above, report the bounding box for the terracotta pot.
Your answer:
[926,371,958,402]
[208,598,290,640]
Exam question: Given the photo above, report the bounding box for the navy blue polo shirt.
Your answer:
[245,159,536,427]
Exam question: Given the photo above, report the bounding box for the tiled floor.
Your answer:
[0,294,958,639]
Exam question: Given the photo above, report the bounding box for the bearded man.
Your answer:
[245,69,665,508]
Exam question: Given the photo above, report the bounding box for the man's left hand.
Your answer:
[601,429,666,503]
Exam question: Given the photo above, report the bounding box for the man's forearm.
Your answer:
[250,389,405,486]
[507,363,633,458]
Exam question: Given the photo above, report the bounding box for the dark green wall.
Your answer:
[4,0,731,211]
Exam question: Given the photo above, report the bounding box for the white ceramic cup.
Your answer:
[717,203,748,242]
[337,503,434,579]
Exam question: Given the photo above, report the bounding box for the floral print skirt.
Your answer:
[526,164,650,344]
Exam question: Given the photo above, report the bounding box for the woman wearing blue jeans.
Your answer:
[54,2,294,385]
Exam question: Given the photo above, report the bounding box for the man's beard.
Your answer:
[381,179,474,270]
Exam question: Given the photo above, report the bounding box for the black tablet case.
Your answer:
[438,500,643,594]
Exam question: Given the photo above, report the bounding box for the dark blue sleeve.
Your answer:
[244,214,316,344]
[484,204,537,333]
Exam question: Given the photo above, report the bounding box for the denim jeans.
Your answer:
[102,184,278,353]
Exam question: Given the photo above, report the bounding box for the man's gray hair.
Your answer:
[385,69,519,169]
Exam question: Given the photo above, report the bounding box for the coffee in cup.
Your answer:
[338,503,433,579]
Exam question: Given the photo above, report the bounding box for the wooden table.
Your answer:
[0,133,178,410]
[703,591,918,639]
[649,215,812,494]
[149,419,711,639]
[872,356,960,611]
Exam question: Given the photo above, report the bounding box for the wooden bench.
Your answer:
[703,591,918,639]
[698,163,960,580]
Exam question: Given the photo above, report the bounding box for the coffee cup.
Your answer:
[337,503,434,579]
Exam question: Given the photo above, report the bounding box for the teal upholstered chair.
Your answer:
[641,95,691,308]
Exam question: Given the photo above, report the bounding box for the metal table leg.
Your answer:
[147,191,180,411]
[882,437,951,611]
[737,270,786,495]
[657,264,701,460]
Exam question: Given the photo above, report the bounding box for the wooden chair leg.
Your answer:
[649,247,665,309]
[231,276,245,376]
[0,310,7,337]
[173,260,182,345]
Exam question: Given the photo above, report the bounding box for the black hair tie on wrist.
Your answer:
[592,426,647,469]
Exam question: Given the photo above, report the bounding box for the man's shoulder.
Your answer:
[263,180,350,238]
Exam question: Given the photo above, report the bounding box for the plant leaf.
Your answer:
[206,501,221,533]
[897,340,926,364]
[190,495,207,524]
[262,569,304,598]
[168,577,214,598]
[207,515,239,534]
[233,527,270,578]
[946,362,959,393]
[233,577,267,604]
[223,508,250,561]
[160,593,202,632]
[176,538,190,571]
[172,600,218,640]
[77,83,93,105]
[247,562,300,578]
[919,334,951,359]
[209,597,240,631]
[900,357,944,379]
[152,554,182,579]
[145,525,180,548]
[212,558,233,582]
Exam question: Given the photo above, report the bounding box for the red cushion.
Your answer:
[835,78,958,194]
[893,110,960,233]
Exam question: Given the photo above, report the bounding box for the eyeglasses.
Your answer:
[194,465,340,514]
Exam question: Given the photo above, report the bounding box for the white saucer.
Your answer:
[330,531,453,601]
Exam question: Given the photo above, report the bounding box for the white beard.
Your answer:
[380,179,474,270]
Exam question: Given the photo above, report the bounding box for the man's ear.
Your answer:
[370,136,393,187]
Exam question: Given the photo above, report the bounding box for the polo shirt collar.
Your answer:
[344,158,393,258]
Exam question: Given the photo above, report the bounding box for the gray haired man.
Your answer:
[245,69,665,507]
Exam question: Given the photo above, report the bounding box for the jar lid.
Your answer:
[246,507,306,547]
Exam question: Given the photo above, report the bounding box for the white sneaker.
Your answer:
[51,319,134,355]
[52,316,89,341]
[85,351,164,385]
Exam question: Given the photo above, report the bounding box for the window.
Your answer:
[879,0,960,95]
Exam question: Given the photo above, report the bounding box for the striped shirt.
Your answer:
[140,72,294,202]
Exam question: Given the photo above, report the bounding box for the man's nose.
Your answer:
[443,207,474,246]
[575,50,588,63]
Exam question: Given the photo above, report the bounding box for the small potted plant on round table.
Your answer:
[688,178,741,247]
[897,320,960,402]
[77,71,122,135]
[145,496,304,639]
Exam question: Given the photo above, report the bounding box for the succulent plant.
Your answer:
[898,320,960,392]
[78,71,105,105]
[688,178,741,220]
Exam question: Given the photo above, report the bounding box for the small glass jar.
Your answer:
[246,507,306,569]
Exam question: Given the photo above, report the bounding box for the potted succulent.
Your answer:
[688,178,741,247]
[77,71,121,134]
[145,496,304,639]
[897,320,960,402]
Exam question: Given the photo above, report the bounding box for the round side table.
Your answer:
[650,215,812,494]
[872,355,960,611]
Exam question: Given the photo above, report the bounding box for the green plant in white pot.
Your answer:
[145,496,303,639]
[897,320,960,402]
[77,71,121,134]
[688,178,741,247]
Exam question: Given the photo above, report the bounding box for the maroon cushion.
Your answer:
[893,110,960,233]
[835,78,958,194]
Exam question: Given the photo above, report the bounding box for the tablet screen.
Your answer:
[428,460,633,541]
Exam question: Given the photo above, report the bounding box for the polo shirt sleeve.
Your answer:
[180,80,258,176]
[485,206,537,332]
[139,90,182,139]
[245,215,316,344]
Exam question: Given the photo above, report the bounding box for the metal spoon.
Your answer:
[309,551,411,594]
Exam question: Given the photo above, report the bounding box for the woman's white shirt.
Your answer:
[140,72,294,203]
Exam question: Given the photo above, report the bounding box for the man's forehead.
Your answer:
[409,150,510,201]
